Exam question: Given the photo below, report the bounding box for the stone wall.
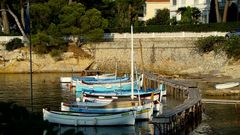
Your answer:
[84,37,228,75]
[0,37,229,74]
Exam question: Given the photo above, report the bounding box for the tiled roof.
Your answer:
[146,0,170,2]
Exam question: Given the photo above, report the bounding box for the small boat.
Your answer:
[82,77,130,84]
[76,80,139,92]
[80,90,162,112]
[43,108,136,126]
[81,89,161,102]
[61,99,154,120]
[60,73,117,83]
[215,82,240,89]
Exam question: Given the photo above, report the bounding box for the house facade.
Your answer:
[140,0,170,21]
[169,0,211,23]
[140,0,239,23]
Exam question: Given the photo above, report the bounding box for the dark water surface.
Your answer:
[0,73,239,135]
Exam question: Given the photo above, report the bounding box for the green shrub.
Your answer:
[107,22,240,33]
[32,31,67,55]
[49,49,62,61]
[5,38,24,51]
[195,36,240,60]
[194,36,226,55]
[224,36,240,60]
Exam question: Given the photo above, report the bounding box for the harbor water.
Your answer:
[0,73,239,135]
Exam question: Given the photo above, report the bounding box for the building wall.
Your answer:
[170,0,210,23]
[143,1,170,21]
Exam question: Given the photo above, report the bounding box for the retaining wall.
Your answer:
[87,37,228,74]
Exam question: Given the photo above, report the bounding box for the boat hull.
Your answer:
[43,108,136,126]
[76,80,138,92]
[215,82,240,89]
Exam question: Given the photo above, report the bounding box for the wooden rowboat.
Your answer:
[43,108,136,126]
[61,99,154,120]
[60,73,117,83]
[76,80,138,92]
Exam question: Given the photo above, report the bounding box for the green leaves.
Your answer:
[29,1,108,55]
[177,6,201,24]
[195,36,240,60]
[146,8,170,25]
[224,36,240,59]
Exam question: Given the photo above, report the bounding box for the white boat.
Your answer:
[61,99,154,120]
[60,77,72,83]
[215,82,240,89]
[60,73,117,83]
[43,108,136,126]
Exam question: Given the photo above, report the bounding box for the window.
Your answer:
[173,0,177,6]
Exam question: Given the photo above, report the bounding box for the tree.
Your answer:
[223,0,232,22]
[177,6,201,24]
[146,8,170,25]
[214,0,222,22]
[20,0,25,29]
[31,3,51,33]
[0,0,10,34]
[81,8,108,41]
[58,3,108,43]
[113,0,144,29]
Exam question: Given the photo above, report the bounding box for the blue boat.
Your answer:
[75,79,139,92]
[82,77,130,84]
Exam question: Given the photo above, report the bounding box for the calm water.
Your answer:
[0,73,239,135]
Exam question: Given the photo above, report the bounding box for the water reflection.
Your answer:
[204,104,240,135]
[45,125,136,135]
[1,73,239,135]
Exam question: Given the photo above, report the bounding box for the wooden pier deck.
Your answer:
[144,71,202,134]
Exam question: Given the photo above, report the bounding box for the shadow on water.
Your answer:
[0,101,49,135]
[44,125,137,135]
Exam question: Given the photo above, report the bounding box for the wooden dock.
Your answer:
[144,71,202,134]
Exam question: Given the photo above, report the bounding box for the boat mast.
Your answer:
[131,25,134,99]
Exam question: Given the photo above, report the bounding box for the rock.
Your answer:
[63,52,74,59]
[190,123,214,135]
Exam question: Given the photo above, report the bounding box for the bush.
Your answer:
[107,22,240,33]
[194,36,226,55]
[32,31,67,55]
[49,49,62,61]
[224,36,240,60]
[194,36,240,60]
[5,38,24,51]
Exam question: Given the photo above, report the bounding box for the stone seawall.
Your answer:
[85,38,228,75]
[0,37,234,76]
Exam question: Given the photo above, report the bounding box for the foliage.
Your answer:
[194,36,226,55]
[49,49,63,61]
[224,36,240,60]
[58,3,108,43]
[146,8,170,25]
[31,32,67,54]
[31,3,51,33]
[194,35,240,60]
[58,3,85,36]
[177,6,201,24]
[5,38,24,51]
[107,22,240,33]
[113,0,144,30]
